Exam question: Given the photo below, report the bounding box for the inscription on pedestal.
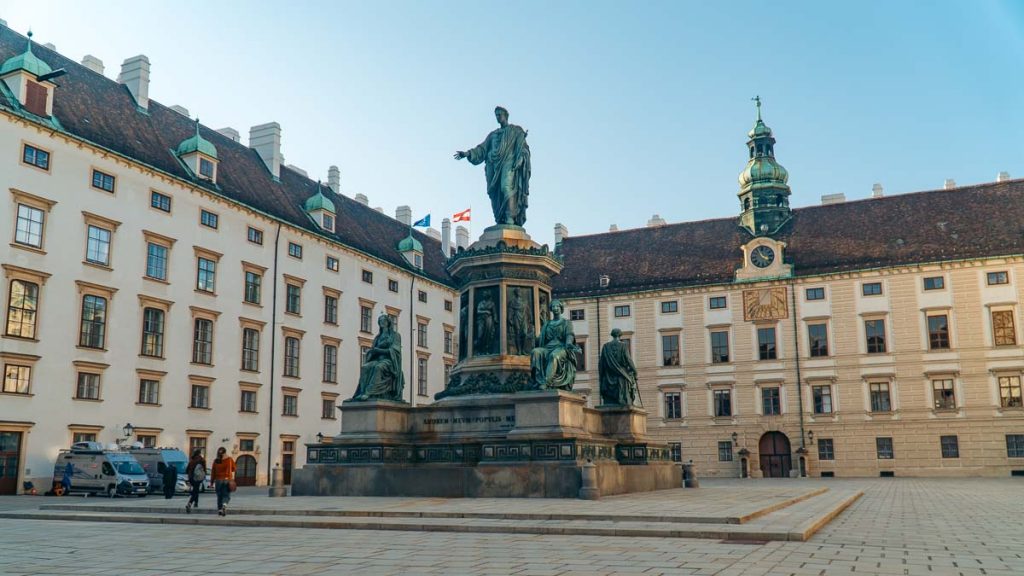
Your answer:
[418,408,516,433]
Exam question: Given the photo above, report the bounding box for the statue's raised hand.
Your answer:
[453,151,467,160]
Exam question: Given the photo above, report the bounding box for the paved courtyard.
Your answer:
[0,478,1020,575]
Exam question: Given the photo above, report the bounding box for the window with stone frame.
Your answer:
[812,384,833,414]
[388,279,398,292]
[940,435,959,458]
[808,323,829,357]
[137,435,157,448]
[987,271,1009,285]
[196,257,216,293]
[661,334,680,366]
[85,225,112,266]
[927,314,951,350]
[444,299,453,312]
[923,276,944,291]
[614,305,630,318]
[710,330,729,363]
[570,309,585,320]
[869,382,892,412]
[5,279,39,338]
[288,242,303,259]
[661,301,678,314]
[138,379,159,405]
[140,307,165,357]
[72,432,96,444]
[932,378,956,410]
[761,386,781,415]
[709,296,727,309]
[718,441,733,462]
[282,394,298,416]
[240,389,257,413]
[145,242,168,280]
[324,294,338,325]
[189,436,207,456]
[999,375,1023,408]
[362,270,373,284]
[444,329,453,354]
[192,318,214,365]
[664,392,682,419]
[241,328,260,372]
[360,306,372,333]
[322,398,336,419]
[78,295,107,349]
[805,287,825,301]
[876,437,894,459]
[757,326,777,360]
[418,290,427,303]
[190,384,210,409]
[151,191,171,212]
[284,336,301,377]
[247,227,263,245]
[2,364,31,394]
[286,284,302,315]
[862,282,883,296]
[239,439,256,452]
[817,438,835,460]
[713,389,732,417]
[668,442,682,462]
[14,204,44,248]
[244,271,262,304]
[864,319,886,354]
[75,373,101,400]
[1006,434,1024,458]
[417,322,428,348]
[200,210,218,229]
[323,344,338,383]
[417,357,428,396]
[22,143,49,170]
[992,310,1016,346]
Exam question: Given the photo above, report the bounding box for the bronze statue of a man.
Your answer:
[599,329,641,407]
[454,106,530,227]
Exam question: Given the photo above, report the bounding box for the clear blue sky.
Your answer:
[3,1,1023,244]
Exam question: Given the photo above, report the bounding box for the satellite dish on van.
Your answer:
[106,443,120,451]
[129,441,144,449]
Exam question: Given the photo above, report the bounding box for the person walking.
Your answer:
[184,448,206,513]
[162,462,177,500]
[211,446,236,516]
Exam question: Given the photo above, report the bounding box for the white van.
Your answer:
[52,443,150,497]
[129,447,190,494]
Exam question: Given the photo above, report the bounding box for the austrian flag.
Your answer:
[453,208,471,222]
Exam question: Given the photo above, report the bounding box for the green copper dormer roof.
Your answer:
[397,233,423,253]
[176,118,218,159]
[304,181,336,213]
[0,31,52,78]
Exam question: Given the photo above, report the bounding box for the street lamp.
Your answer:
[808,430,814,443]
[316,432,324,443]
[122,423,134,439]
[731,431,738,447]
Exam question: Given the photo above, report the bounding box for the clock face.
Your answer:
[751,245,775,268]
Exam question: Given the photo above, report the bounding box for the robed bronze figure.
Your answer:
[530,300,579,390]
[352,314,405,401]
[599,329,641,406]
[454,106,531,226]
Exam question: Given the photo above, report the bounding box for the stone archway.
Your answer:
[758,431,792,478]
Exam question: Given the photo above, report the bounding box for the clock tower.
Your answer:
[737,97,792,237]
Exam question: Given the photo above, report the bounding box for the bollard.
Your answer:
[577,459,600,500]
[682,460,699,488]
[268,465,287,497]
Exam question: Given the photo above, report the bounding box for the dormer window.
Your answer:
[322,213,335,232]
[199,157,214,179]
[24,80,47,116]
[1,32,61,119]
[176,119,219,184]
[397,233,424,270]
[303,181,336,233]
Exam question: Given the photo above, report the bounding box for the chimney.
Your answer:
[609,224,618,232]
[426,228,441,241]
[821,193,846,205]
[117,55,151,110]
[81,54,105,75]
[554,223,568,246]
[456,225,470,250]
[441,218,452,257]
[395,205,413,226]
[169,105,189,117]
[647,214,666,227]
[354,193,369,206]
[871,183,884,198]
[249,122,282,178]
[944,178,956,190]
[216,127,240,142]
[374,207,384,213]
[43,42,55,51]
[997,171,1011,182]
[328,165,341,193]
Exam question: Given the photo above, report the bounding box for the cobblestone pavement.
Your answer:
[0,478,1020,575]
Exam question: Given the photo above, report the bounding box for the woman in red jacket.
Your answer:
[211,446,236,516]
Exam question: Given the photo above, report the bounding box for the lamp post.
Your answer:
[731,431,738,447]
[315,432,324,444]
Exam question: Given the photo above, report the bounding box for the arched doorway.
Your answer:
[759,432,792,478]
[235,455,257,486]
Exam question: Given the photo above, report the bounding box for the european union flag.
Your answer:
[413,215,430,227]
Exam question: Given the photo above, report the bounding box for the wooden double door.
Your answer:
[0,432,22,495]
[758,432,792,478]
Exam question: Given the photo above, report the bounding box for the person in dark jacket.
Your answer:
[184,449,206,513]
[162,463,177,500]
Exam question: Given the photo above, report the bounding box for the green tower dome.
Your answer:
[397,233,423,253]
[176,119,218,159]
[737,97,792,237]
[0,32,52,78]
[304,182,336,213]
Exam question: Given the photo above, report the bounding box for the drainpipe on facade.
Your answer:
[266,222,282,483]
[409,275,416,406]
[791,284,806,451]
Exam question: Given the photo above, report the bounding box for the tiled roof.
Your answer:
[0,27,453,286]
[554,180,1024,297]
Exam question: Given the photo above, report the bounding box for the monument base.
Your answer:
[292,391,678,499]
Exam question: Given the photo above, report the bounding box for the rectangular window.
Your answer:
[923,276,944,290]
[812,385,833,414]
[326,256,339,272]
[360,306,372,333]
[237,438,255,452]
[200,210,218,229]
[932,378,956,410]
[323,344,338,383]
[869,382,891,412]
[22,144,49,169]
[805,287,825,301]
[79,295,107,349]
[569,309,585,321]
[196,257,216,293]
[199,157,214,179]
[864,319,886,354]
[664,392,682,419]
[24,80,47,116]
[322,398,336,419]
[862,282,883,296]
[718,441,733,462]
[808,323,829,357]
[137,435,156,448]
[240,390,257,413]
[876,437,894,459]
[999,375,1023,408]
[761,387,781,415]
[192,318,214,365]
[387,279,398,293]
[444,329,453,354]
[5,279,39,338]
[444,300,453,312]
[418,290,428,304]
[247,227,263,245]
[987,271,1009,285]
[417,357,428,396]
[85,225,111,265]
[284,336,300,377]
[927,314,950,349]
[14,204,44,247]
[757,327,777,360]
[288,242,303,259]
[661,334,680,366]
[190,385,210,409]
[1007,434,1024,458]
[189,437,207,455]
[324,295,338,324]
[713,389,732,417]
[322,213,335,231]
[940,435,959,458]
[669,442,682,462]
[2,365,31,394]
[244,271,262,304]
[72,432,96,444]
[241,328,260,372]
[614,305,631,318]
[145,242,168,280]
[150,191,171,212]
[138,379,159,405]
[417,322,428,348]
[91,169,115,192]
[710,330,729,363]
[283,394,298,416]
[140,307,165,357]
[362,270,373,284]
[817,438,835,461]
[709,296,727,309]
[660,301,678,314]
[992,310,1017,346]
[75,373,100,400]
[286,284,301,315]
